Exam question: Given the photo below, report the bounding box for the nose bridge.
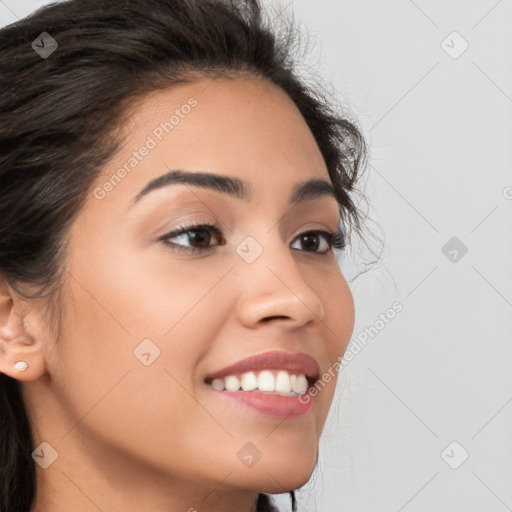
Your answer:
[234,231,325,328]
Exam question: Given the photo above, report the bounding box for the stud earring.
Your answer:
[14,361,29,372]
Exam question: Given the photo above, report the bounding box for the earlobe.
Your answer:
[0,280,48,382]
[13,360,30,372]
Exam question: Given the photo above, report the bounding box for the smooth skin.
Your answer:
[0,76,355,512]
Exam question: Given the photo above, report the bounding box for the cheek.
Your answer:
[83,234,233,337]
[51,279,224,475]
[320,267,355,356]
[312,269,354,413]
[55,257,212,396]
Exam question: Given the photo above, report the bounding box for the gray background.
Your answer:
[1,1,511,511]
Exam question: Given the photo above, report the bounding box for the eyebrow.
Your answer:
[129,169,337,207]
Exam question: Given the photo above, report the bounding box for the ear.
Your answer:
[0,276,48,382]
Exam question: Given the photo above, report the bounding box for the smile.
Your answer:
[205,369,317,419]
[205,369,309,396]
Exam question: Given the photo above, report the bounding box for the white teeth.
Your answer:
[225,375,240,392]
[241,371,258,391]
[291,374,308,394]
[257,370,275,391]
[211,378,225,391]
[275,370,292,393]
[207,369,309,395]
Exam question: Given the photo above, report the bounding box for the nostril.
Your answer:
[262,315,289,322]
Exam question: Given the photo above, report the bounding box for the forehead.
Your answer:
[86,76,331,216]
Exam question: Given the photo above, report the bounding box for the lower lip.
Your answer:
[207,387,315,418]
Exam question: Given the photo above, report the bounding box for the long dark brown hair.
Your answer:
[0,0,369,510]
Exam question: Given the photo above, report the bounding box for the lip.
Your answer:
[207,388,315,419]
[204,350,321,385]
[204,350,320,418]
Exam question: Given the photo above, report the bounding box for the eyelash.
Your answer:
[158,221,346,254]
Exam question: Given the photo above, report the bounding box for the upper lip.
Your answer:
[204,350,321,386]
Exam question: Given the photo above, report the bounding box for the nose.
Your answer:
[234,240,326,330]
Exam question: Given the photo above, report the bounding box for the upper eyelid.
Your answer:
[159,222,340,252]
[161,222,337,239]
[160,222,222,240]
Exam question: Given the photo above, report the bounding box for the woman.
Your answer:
[0,0,368,510]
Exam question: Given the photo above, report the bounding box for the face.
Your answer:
[21,76,355,506]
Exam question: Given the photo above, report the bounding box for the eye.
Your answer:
[291,229,345,254]
[158,223,346,254]
[158,222,225,253]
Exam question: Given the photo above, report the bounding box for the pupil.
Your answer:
[191,229,210,246]
[303,233,318,251]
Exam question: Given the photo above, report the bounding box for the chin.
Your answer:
[256,467,314,495]
[242,450,318,494]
